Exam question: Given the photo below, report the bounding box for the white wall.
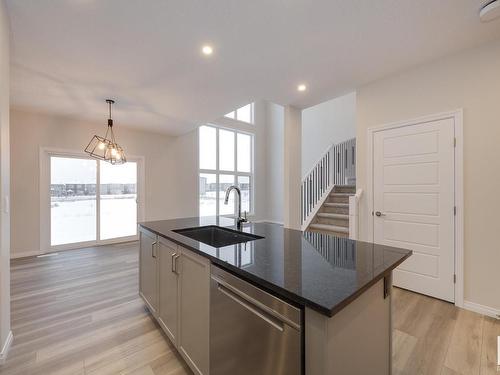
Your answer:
[250,100,268,221]
[283,106,302,230]
[10,109,190,258]
[356,39,500,313]
[301,92,356,177]
[170,128,199,219]
[265,102,284,224]
[0,0,10,356]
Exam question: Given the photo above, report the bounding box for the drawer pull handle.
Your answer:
[172,254,180,274]
[171,252,177,273]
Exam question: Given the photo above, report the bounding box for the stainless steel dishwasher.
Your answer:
[210,266,302,375]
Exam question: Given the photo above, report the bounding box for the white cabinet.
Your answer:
[139,232,210,375]
[158,237,180,345]
[178,248,210,375]
[139,227,158,314]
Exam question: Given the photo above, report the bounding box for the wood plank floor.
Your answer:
[0,243,498,375]
[0,242,191,375]
[392,287,500,375]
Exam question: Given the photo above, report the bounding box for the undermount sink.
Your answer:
[173,225,264,248]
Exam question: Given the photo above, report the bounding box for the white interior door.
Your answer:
[373,118,455,302]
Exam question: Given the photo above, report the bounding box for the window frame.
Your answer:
[224,103,255,125]
[198,124,254,218]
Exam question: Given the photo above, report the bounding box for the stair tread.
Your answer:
[317,213,348,220]
[330,193,354,197]
[309,223,349,233]
[324,203,349,207]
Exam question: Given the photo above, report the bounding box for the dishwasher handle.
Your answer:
[216,283,285,332]
[213,274,301,331]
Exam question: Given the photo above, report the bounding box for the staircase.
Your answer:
[301,138,357,237]
[307,185,355,237]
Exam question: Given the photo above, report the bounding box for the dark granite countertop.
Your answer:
[139,217,412,317]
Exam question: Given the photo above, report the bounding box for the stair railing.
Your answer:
[301,138,356,227]
[303,231,356,270]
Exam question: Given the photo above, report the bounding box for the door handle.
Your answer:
[375,211,386,217]
[151,241,157,258]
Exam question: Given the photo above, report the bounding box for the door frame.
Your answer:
[39,147,146,254]
[366,109,464,308]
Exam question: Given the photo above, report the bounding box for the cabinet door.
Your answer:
[139,228,158,314]
[158,238,179,345]
[178,247,210,375]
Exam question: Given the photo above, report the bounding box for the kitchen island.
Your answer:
[138,217,412,375]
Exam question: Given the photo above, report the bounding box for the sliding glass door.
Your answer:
[100,161,137,240]
[50,157,97,246]
[50,155,139,248]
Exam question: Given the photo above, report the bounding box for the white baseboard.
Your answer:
[11,239,139,259]
[463,300,500,319]
[497,336,500,368]
[10,250,43,259]
[253,219,284,226]
[0,331,13,364]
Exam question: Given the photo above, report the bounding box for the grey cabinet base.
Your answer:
[305,278,392,375]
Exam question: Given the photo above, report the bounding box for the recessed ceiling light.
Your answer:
[480,0,500,22]
[297,84,307,92]
[202,45,214,55]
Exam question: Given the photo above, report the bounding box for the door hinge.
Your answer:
[453,137,457,147]
[453,274,456,284]
[454,206,457,216]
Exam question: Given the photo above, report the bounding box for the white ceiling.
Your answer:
[6,0,500,135]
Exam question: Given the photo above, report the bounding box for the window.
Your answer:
[224,103,254,124]
[50,155,139,247]
[199,125,253,217]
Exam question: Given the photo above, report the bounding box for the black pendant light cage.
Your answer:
[85,99,127,165]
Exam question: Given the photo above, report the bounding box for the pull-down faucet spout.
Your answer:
[224,185,248,230]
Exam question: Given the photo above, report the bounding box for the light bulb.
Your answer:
[297,84,307,92]
[111,148,117,156]
[202,45,213,55]
[98,142,105,150]
[116,153,121,160]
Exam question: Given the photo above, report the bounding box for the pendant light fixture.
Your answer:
[85,99,126,164]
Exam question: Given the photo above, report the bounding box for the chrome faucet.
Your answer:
[224,185,248,230]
